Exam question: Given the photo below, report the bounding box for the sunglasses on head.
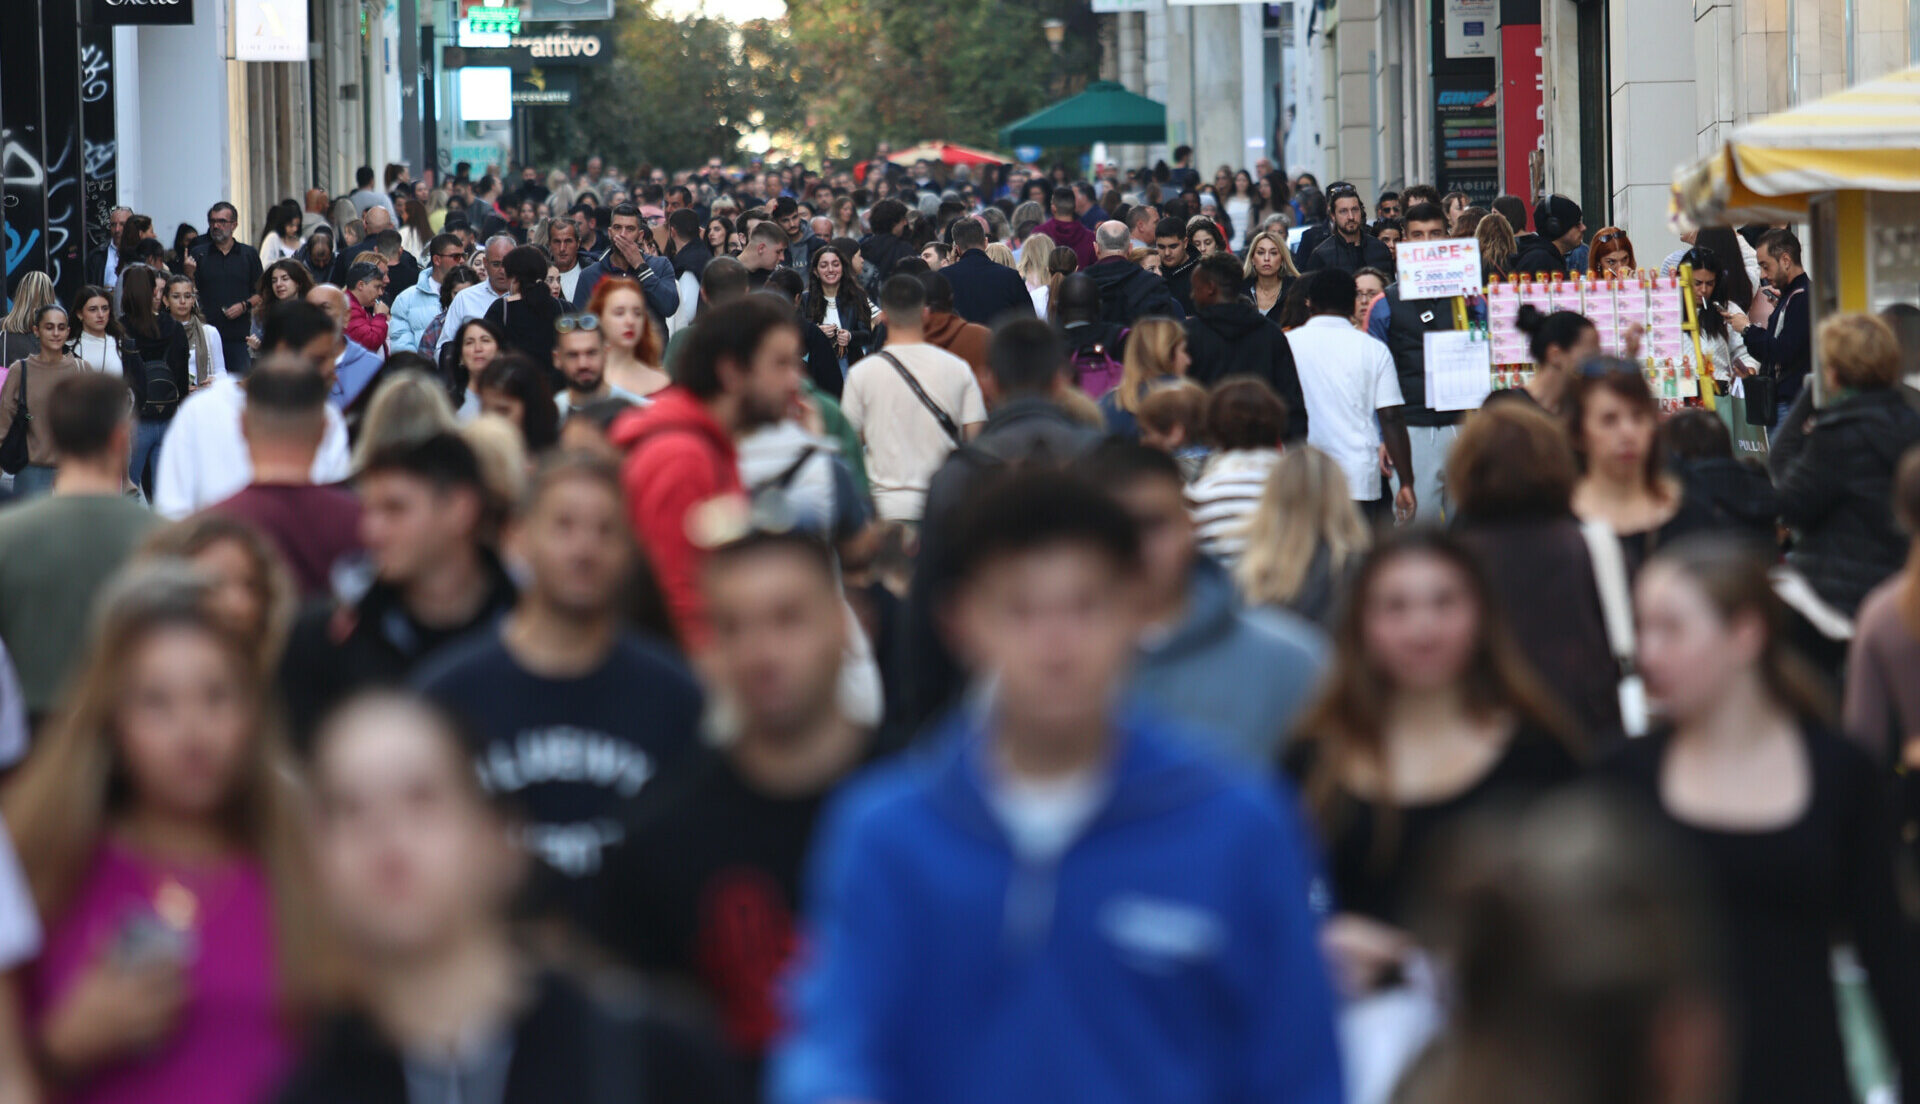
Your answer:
[555,313,601,335]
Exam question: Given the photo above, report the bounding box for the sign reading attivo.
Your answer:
[84,0,193,26]
[448,27,612,69]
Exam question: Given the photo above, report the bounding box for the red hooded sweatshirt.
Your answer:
[609,387,744,651]
[1035,217,1097,270]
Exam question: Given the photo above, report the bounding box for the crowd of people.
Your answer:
[0,146,1914,1104]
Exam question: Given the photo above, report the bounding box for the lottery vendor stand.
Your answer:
[1673,64,1920,401]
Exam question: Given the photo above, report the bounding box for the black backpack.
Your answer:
[126,337,182,419]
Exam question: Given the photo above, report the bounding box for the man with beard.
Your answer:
[610,296,804,649]
[553,314,642,414]
[189,200,264,377]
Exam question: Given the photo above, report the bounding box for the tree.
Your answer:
[785,0,1101,158]
[527,0,804,171]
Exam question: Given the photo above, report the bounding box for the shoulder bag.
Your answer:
[1579,518,1649,738]
[875,349,962,446]
[0,359,30,475]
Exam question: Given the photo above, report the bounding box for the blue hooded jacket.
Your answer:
[770,707,1343,1104]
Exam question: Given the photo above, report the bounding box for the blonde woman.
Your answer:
[1242,229,1299,322]
[5,566,330,1104]
[1099,317,1190,440]
[1018,233,1056,317]
[1235,446,1370,626]
[0,272,58,371]
[350,368,459,470]
[985,242,1017,269]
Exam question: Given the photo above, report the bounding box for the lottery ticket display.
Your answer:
[1482,272,1708,412]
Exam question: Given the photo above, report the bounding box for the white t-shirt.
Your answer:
[841,342,986,521]
[1285,315,1404,502]
[152,376,353,519]
[985,763,1109,864]
[435,282,506,356]
[74,332,123,376]
[558,263,584,303]
[186,323,229,385]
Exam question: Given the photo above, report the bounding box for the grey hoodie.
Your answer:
[1131,556,1328,767]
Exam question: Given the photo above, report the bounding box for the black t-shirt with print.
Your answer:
[414,626,703,918]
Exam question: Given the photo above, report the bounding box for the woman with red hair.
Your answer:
[586,276,669,399]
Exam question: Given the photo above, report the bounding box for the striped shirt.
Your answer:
[1189,448,1281,568]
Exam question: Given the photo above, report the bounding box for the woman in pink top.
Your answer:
[3,564,327,1104]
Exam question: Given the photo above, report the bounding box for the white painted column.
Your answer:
[113,26,142,217]
[1241,4,1268,171]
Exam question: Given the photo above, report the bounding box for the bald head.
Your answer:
[306,283,349,329]
[1095,220,1131,258]
[306,188,330,214]
[363,206,394,233]
[483,234,515,293]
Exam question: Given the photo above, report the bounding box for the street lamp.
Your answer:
[1042,18,1066,52]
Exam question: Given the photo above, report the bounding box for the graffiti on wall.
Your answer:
[80,27,118,265]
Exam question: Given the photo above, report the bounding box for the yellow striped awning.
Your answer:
[1674,65,1920,225]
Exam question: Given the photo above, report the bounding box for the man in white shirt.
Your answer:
[548,218,587,304]
[155,300,353,519]
[1285,268,1416,523]
[841,275,986,522]
[434,235,515,356]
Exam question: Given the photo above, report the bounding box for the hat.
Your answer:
[1533,194,1583,239]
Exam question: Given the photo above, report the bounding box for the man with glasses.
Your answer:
[190,200,264,378]
[552,315,641,414]
[1300,184,1395,277]
[390,233,465,355]
[1376,191,1403,221]
[435,234,516,357]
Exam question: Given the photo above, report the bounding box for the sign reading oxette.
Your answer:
[85,0,193,25]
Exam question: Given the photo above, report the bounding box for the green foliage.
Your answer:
[785,0,1101,157]
[526,0,805,170]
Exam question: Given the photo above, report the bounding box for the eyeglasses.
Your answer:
[434,251,464,260]
[555,313,601,335]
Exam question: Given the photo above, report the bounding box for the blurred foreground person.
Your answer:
[1092,441,1326,767]
[594,532,877,1088]
[772,472,1342,1104]
[8,566,325,1104]
[271,692,741,1104]
[1399,791,1729,1104]
[1285,531,1582,1101]
[417,454,701,916]
[1607,537,1919,1104]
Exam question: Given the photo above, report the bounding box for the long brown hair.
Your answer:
[1647,536,1835,725]
[3,564,333,1013]
[1565,361,1674,501]
[137,515,299,675]
[1293,531,1582,844]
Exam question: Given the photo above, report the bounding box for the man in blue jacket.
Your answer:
[772,472,1343,1104]
[571,202,679,322]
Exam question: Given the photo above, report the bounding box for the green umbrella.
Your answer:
[999,81,1168,148]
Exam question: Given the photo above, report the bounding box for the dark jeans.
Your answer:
[218,327,252,378]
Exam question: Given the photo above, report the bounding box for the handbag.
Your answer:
[0,359,31,475]
[1744,372,1778,427]
[875,350,962,446]
[1579,519,1650,738]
